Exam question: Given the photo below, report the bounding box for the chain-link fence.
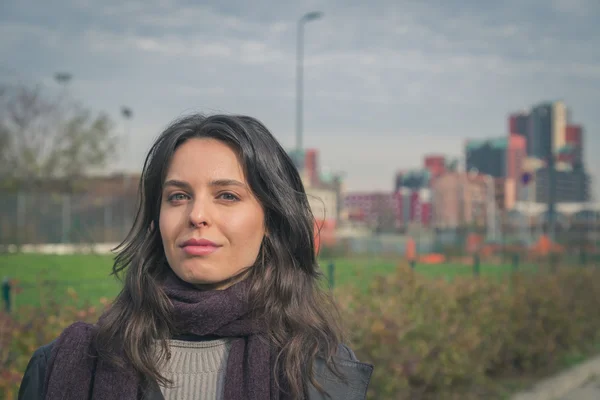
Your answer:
[0,191,137,246]
[1,191,599,260]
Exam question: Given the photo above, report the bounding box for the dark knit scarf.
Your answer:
[43,271,281,400]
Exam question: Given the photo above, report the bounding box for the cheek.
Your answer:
[159,207,182,245]
[226,212,265,247]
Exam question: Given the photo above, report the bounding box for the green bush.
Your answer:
[337,263,600,399]
[3,264,600,399]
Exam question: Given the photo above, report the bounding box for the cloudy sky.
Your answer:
[1,0,599,196]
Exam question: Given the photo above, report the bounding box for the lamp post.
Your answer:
[120,106,133,238]
[121,106,133,158]
[54,72,72,101]
[54,72,72,86]
[296,11,323,153]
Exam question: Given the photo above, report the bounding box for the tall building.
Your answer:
[552,101,567,155]
[533,166,590,203]
[395,169,431,192]
[465,136,526,208]
[552,101,568,154]
[528,103,553,159]
[527,101,566,160]
[504,102,592,210]
[509,112,529,137]
[465,137,507,178]
[565,124,584,166]
[506,134,527,182]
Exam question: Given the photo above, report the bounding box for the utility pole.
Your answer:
[296,11,323,153]
[121,106,133,238]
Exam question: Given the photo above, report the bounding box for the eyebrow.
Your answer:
[163,179,247,190]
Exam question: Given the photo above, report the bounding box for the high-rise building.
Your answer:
[527,101,566,160]
[465,137,507,178]
[552,101,567,154]
[533,166,590,203]
[465,136,526,207]
[565,124,584,166]
[506,135,527,182]
[509,112,529,137]
[395,169,431,192]
[528,103,553,159]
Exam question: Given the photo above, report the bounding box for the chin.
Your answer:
[181,270,218,286]
[175,262,223,286]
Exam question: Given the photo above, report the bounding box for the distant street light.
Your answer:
[120,106,133,155]
[120,106,134,238]
[54,72,72,85]
[121,106,133,120]
[296,11,323,153]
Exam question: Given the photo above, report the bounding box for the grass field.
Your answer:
[1,253,534,308]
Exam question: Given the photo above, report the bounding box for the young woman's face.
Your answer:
[159,138,266,289]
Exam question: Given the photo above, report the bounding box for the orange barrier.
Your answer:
[530,234,564,255]
[418,253,446,264]
[406,237,416,262]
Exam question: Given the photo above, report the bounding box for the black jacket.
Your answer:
[18,341,373,400]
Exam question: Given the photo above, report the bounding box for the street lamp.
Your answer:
[54,72,72,103]
[54,72,72,85]
[121,106,133,147]
[296,11,323,153]
[120,106,133,239]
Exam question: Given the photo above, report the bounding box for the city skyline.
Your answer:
[1,0,599,197]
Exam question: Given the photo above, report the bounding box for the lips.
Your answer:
[180,238,221,256]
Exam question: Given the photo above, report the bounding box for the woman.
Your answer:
[18,114,373,400]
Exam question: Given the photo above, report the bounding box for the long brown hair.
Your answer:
[94,114,345,398]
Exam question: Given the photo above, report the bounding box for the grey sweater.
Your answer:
[158,339,232,400]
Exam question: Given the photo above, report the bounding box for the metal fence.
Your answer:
[1,191,599,257]
[0,191,137,246]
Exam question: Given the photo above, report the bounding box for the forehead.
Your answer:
[166,138,245,180]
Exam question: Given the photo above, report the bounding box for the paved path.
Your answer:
[559,375,600,400]
[512,356,600,400]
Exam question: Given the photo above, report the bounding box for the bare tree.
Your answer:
[0,83,118,191]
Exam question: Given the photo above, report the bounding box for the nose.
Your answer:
[188,199,210,228]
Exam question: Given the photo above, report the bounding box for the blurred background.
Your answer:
[1,1,600,399]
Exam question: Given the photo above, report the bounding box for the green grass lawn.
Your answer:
[327,256,537,291]
[2,253,120,307]
[1,253,537,308]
